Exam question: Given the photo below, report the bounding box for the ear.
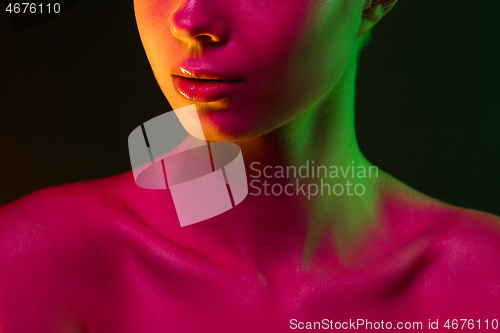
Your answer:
[357,0,398,38]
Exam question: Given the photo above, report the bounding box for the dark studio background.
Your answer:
[0,0,498,215]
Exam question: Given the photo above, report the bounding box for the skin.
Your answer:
[135,0,381,142]
[1,0,500,332]
[133,0,395,255]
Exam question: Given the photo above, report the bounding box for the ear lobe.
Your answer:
[357,0,398,38]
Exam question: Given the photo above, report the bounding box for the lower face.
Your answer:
[134,0,363,142]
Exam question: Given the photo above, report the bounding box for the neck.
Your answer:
[209,57,383,269]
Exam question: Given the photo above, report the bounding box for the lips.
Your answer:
[171,67,242,103]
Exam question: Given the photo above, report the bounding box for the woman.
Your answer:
[1,0,499,331]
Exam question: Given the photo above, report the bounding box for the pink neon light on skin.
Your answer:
[1,0,500,332]
[136,0,361,141]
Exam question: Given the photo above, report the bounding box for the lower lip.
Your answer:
[172,76,241,103]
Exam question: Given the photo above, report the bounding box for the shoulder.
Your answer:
[0,170,178,238]
[0,171,176,271]
[377,173,500,245]
[0,170,180,267]
[0,172,138,279]
[379,175,500,315]
[0,172,130,241]
[0,172,179,330]
[0,176,117,330]
[419,209,500,317]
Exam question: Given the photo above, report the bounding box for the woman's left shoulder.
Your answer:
[428,205,500,273]
[386,181,500,314]
[379,176,500,295]
[408,205,500,316]
[379,174,500,253]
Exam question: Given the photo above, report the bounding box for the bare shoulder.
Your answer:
[0,177,117,331]
[377,172,500,242]
[0,169,190,331]
[0,170,180,270]
[378,174,500,315]
[0,171,181,331]
[422,208,500,317]
[0,172,130,240]
[0,170,178,238]
[0,173,139,277]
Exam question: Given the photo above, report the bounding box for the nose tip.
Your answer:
[171,2,228,45]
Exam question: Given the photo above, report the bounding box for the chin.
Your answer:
[199,108,277,143]
[168,99,270,142]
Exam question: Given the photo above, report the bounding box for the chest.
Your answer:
[83,251,429,333]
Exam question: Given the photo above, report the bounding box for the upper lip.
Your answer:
[171,66,241,81]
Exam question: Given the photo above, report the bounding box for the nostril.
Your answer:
[196,35,217,43]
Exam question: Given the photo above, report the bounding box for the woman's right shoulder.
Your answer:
[0,173,159,332]
[0,177,119,258]
[0,171,180,254]
[0,172,126,231]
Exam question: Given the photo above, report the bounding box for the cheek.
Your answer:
[288,1,359,102]
[225,0,331,122]
[134,0,175,62]
[133,0,359,141]
[241,0,359,114]
[134,0,187,105]
[235,0,311,76]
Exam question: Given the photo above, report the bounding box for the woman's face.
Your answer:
[134,0,365,141]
